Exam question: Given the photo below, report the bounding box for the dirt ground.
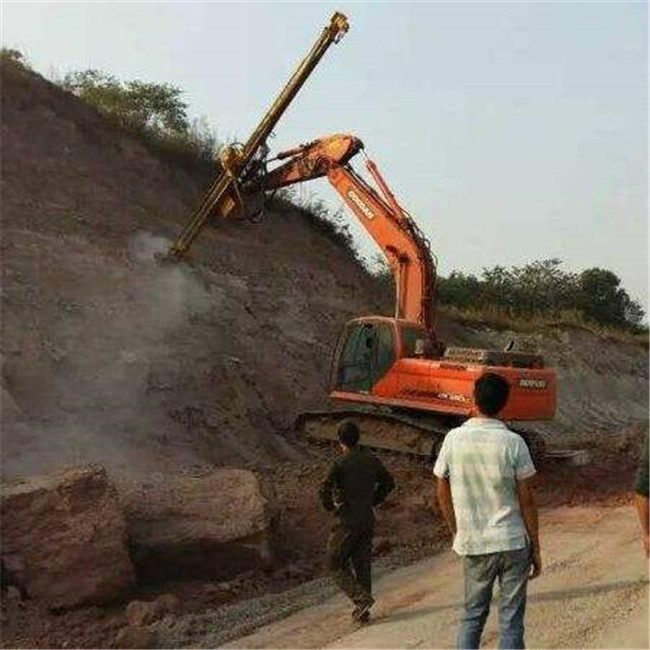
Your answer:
[224,504,648,650]
[1,430,645,649]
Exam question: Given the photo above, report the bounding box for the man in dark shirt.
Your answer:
[320,420,395,623]
[634,431,649,557]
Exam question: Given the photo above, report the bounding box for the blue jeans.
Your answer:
[457,546,531,650]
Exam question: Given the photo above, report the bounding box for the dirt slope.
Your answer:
[1,60,647,482]
[0,62,386,479]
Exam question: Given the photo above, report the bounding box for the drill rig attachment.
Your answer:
[167,12,349,259]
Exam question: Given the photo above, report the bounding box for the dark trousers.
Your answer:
[326,522,373,605]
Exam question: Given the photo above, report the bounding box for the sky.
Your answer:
[2,1,647,309]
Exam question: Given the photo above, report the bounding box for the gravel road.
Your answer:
[158,504,648,649]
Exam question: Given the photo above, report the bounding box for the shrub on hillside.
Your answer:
[61,69,218,168]
[1,48,30,69]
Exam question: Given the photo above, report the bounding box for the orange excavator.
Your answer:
[241,134,556,463]
[168,13,555,463]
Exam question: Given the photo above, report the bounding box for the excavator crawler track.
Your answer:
[295,408,461,463]
[295,409,547,468]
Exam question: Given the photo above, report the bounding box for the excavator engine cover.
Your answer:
[443,346,545,369]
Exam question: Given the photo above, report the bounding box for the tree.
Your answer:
[62,70,189,134]
[1,48,31,70]
[509,259,579,315]
[577,268,642,329]
[437,271,481,310]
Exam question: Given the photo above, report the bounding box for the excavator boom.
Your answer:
[244,134,438,335]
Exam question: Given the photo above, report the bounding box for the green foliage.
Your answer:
[577,267,643,329]
[60,69,217,167]
[62,70,188,132]
[372,256,645,334]
[438,270,482,310]
[439,259,644,333]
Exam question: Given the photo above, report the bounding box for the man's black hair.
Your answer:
[474,373,511,417]
[338,420,360,448]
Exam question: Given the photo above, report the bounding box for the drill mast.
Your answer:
[169,12,349,257]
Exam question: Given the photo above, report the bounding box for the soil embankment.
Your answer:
[1,61,386,479]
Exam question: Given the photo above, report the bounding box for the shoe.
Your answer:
[352,596,375,622]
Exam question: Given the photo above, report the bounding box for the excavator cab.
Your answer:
[332,316,432,394]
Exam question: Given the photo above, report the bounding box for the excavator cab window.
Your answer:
[335,322,395,393]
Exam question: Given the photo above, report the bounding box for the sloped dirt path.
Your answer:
[225,505,648,649]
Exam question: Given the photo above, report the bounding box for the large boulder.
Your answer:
[0,464,135,608]
[123,469,274,581]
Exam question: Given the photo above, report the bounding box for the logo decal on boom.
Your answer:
[347,189,375,220]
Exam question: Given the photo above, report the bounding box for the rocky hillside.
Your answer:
[1,60,647,482]
[0,61,388,479]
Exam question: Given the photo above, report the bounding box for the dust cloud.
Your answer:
[1,232,220,480]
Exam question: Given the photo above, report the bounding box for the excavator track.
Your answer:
[295,407,461,463]
[295,408,547,468]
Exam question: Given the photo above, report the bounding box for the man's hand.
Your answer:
[516,476,541,579]
[530,545,542,579]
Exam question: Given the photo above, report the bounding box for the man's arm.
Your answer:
[319,464,338,512]
[634,433,649,557]
[374,459,395,506]
[634,494,649,558]
[516,476,541,578]
[433,436,454,536]
[436,477,456,536]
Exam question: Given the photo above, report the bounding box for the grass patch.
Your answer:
[440,304,649,346]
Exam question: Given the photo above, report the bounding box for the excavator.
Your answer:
[241,135,556,464]
[168,12,556,463]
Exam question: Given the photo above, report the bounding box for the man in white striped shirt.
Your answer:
[434,373,541,650]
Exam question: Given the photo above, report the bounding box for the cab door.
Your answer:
[334,322,396,394]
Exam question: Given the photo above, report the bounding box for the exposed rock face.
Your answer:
[123,468,274,581]
[0,464,135,608]
[125,600,164,627]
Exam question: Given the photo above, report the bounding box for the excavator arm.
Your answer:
[245,134,439,338]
